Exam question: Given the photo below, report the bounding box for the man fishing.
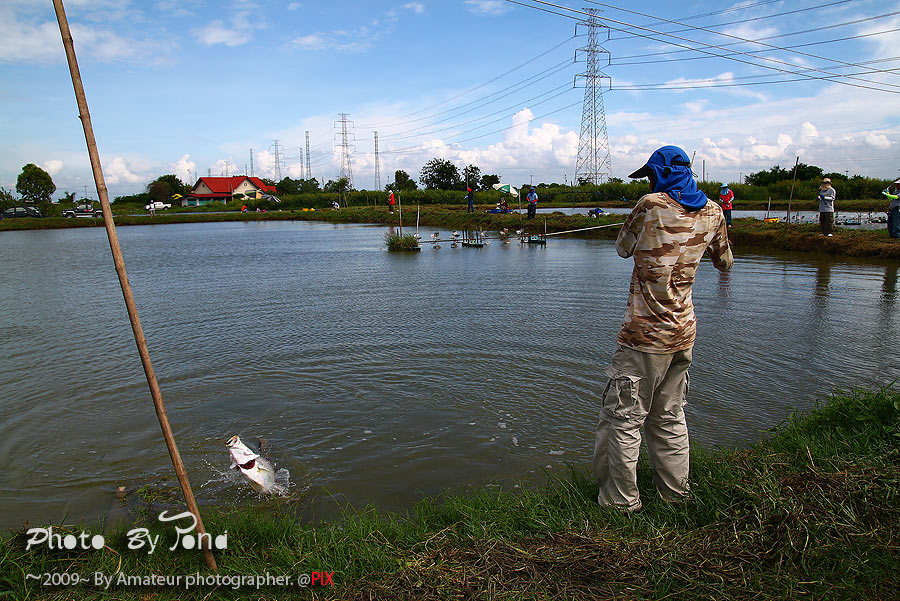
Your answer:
[593,145,733,513]
[883,183,900,239]
[526,187,538,219]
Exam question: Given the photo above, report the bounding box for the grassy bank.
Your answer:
[2,387,898,600]
[3,205,899,259]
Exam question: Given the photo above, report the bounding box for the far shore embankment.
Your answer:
[3,204,899,260]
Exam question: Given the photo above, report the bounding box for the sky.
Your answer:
[2,0,900,199]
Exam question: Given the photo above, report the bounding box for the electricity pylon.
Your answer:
[574,8,612,185]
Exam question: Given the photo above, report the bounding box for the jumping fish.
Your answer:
[225,435,278,493]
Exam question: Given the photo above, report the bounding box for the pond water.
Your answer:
[1,220,898,530]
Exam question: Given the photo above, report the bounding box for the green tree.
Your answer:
[745,164,825,187]
[462,164,481,190]
[386,170,417,192]
[299,178,321,193]
[323,177,350,194]
[0,186,16,210]
[151,174,188,194]
[419,158,462,190]
[148,181,171,203]
[144,174,188,204]
[276,177,301,195]
[16,164,56,213]
[479,173,500,190]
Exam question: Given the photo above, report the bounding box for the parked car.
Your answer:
[145,201,172,211]
[61,203,104,218]
[0,205,42,219]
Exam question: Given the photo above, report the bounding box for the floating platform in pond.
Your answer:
[521,235,546,245]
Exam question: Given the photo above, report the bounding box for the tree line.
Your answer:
[2,160,896,216]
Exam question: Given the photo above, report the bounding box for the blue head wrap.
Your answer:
[628,145,707,210]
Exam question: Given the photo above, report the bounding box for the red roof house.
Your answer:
[186,177,279,205]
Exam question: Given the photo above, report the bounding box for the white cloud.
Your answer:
[287,2,302,10]
[465,0,509,15]
[403,2,425,14]
[454,108,579,177]
[42,160,63,176]
[798,121,818,145]
[171,154,196,184]
[291,34,327,50]
[0,4,171,64]
[864,133,891,149]
[194,11,261,47]
[289,30,372,52]
[104,157,148,185]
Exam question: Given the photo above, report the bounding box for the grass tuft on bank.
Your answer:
[1,387,898,600]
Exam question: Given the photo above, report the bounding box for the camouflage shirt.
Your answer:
[615,192,733,353]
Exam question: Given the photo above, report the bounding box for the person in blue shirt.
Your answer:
[526,187,538,219]
[883,185,900,238]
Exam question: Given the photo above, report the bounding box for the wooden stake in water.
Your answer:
[51,0,217,571]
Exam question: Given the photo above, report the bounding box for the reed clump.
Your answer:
[383,232,421,251]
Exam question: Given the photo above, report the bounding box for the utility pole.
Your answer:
[334,114,354,188]
[305,131,311,180]
[574,8,612,185]
[374,131,382,191]
[269,140,284,181]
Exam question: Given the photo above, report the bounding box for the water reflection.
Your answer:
[883,264,898,299]
[813,261,832,314]
[717,269,731,299]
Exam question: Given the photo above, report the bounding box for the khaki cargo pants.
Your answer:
[593,345,692,511]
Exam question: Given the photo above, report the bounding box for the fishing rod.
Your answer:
[544,221,627,236]
[423,220,626,243]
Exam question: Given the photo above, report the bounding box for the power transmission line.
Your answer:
[359,35,579,128]
[584,0,900,87]
[506,0,900,94]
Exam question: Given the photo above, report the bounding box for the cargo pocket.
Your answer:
[681,371,690,408]
[600,367,641,423]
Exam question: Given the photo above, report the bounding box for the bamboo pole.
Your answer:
[786,156,800,223]
[51,0,217,571]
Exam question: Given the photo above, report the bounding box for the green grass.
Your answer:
[2,387,898,600]
[383,232,421,251]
